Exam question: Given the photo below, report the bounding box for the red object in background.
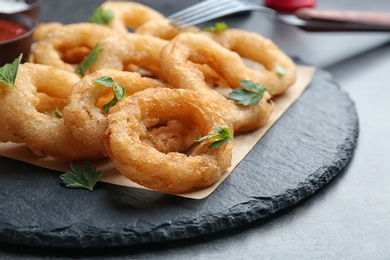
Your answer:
[0,19,29,42]
[265,0,316,13]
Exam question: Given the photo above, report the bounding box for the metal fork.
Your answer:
[167,0,267,29]
[167,0,390,32]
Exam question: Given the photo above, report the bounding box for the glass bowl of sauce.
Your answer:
[0,14,37,66]
[0,0,41,66]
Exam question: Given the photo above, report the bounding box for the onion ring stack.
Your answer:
[89,33,230,84]
[134,15,296,95]
[62,69,167,155]
[160,32,275,133]
[0,63,103,161]
[0,1,299,193]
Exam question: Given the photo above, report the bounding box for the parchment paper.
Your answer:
[0,65,315,199]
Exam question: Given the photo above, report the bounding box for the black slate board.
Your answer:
[0,68,359,248]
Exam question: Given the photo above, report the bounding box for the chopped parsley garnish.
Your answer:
[88,7,114,26]
[195,127,232,149]
[229,80,267,106]
[45,107,63,119]
[60,161,103,191]
[75,44,104,77]
[0,54,22,87]
[274,64,286,76]
[94,76,126,113]
[203,22,229,32]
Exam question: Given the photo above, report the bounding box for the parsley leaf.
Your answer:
[75,44,104,77]
[229,80,267,106]
[0,54,22,87]
[88,7,114,26]
[94,76,126,113]
[274,64,285,76]
[45,107,63,119]
[54,107,63,118]
[195,127,232,149]
[60,161,103,191]
[203,22,229,32]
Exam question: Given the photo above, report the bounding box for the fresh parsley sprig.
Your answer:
[0,54,22,87]
[88,7,114,26]
[94,76,126,113]
[203,22,229,32]
[229,80,267,106]
[60,162,103,191]
[75,44,104,77]
[195,127,232,149]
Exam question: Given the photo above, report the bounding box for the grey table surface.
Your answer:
[1,0,390,259]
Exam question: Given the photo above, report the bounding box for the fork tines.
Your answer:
[167,0,253,29]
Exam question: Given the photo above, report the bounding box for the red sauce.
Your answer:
[0,19,29,42]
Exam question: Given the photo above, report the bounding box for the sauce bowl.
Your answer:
[0,13,37,66]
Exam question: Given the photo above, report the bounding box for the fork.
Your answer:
[167,0,390,32]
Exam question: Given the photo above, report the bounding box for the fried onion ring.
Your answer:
[161,32,275,133]
[63,69,167,155]
[0,63,103,161]
[101,1,165,34]
[31,23,115,73]
[203,29,297,95]
[136,19,200,40]
[89,33,167,79]
[32,22,63,41]
[105,87,233,194]
[136,21,296,94]
[91,33,231,86]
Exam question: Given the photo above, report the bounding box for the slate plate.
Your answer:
[0,67,358,248]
